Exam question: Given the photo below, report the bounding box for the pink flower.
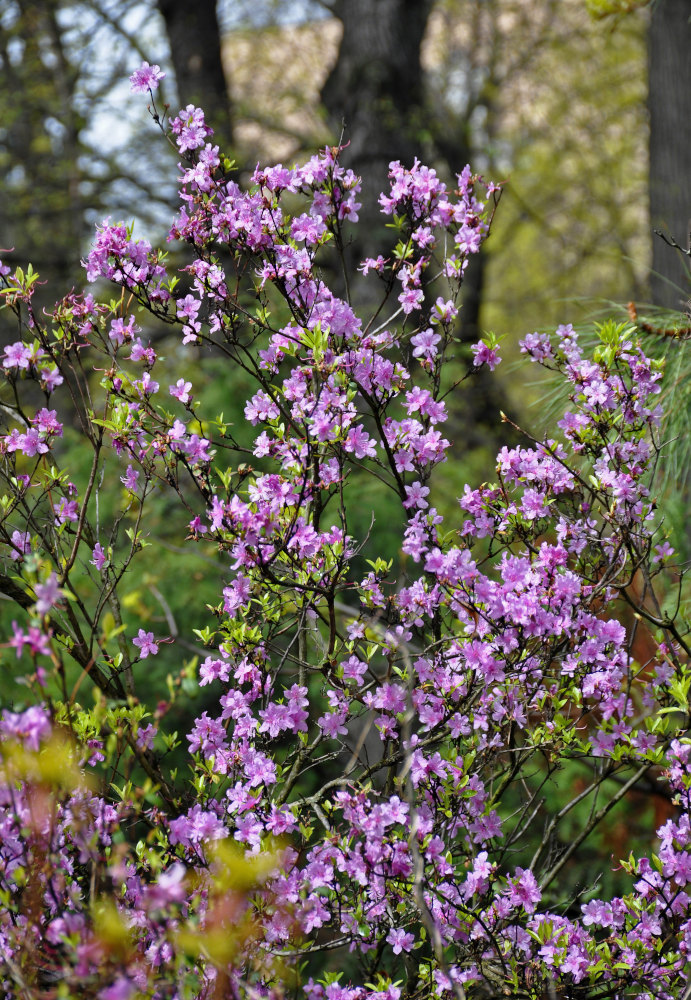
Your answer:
[358,255,387,275]
[136,371,159,395]
[290,213,327,244]
[471,340,501,370]
[170,378,192,403]
[120,465,140,491]
[9,530,31,561]
[133,629,159,658]
[399,286,424,315]
[34,573,61,616]
[1,705,51,750]
[170,105,212,154]
[39,366,63,391]
[91,543,107,570]
[411,328,441,360]
[505,867,542,913]
[136,723,157,752]
[16,429,48,457]
[129,62,165,94]
[403,481,430,510]
[33,408,62,436]
[317,710,348,739]
[431,296,458,324]
[2,341,33,369]
[53,498,79,525]
[386,927,415,954]
[100,977,136,1000]
[653,541,675,564]
[129,339,156,364]
[144,862,186,910]
[109,316,139,346]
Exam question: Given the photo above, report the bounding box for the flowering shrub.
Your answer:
[0,68,689,999]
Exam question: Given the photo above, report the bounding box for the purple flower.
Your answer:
[243,748,277,788]
[471,340,501,370]
[144,862,186,910]
[411,328,441,360]
[129,338,156,364]
[2,341,33,370]
[133,629,158,658]
[34,573,61,616]
[234,812,264,851]
[109,316,139,346]
[359,255,387,275]
[53,498,79,525]
[403,481,430,510]
[129,62,165,94]
[170,105,212,154]
[14,429,48,457]
[291,213,327,244]
[136,723,157,752]
[169,378,192,403]
[653,540,674,564]
[9,621,51,658]
[9,530,31,561]
[506,867,542,913]
[100,977,136,1000]
[520,488,549,521]
[91,543,107,570]
[386,928,415,954]
[341,656,367,683]
[187,711,227,757]
[199,654,231,686]
[431,296,458,324]
[135,371,159,396]
[33,408,62,436]
[399,286,424,315]
[169,804,226,847]
[317,709,348,739]
[39,366,64,391]
[1,705,51,750]
[120,465,140,491]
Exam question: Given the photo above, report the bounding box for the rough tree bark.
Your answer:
[648,0,691,309]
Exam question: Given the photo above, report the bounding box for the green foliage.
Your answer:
[480,1,648,342]
[586,0,649,19]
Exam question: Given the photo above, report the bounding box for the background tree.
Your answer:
[320,0,433,292]
[157,0,233,147]
[647,0,690,309]
[0,0,178,305]
[587,0,690,309]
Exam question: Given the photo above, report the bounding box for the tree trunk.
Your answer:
[157,0,233,149]
[322,0,508,450]
[648,0,691,309]
[321,0,434,298]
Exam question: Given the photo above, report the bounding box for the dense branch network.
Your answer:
[0,68,688,1000]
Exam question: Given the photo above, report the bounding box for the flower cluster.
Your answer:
[0,70,687,1000]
